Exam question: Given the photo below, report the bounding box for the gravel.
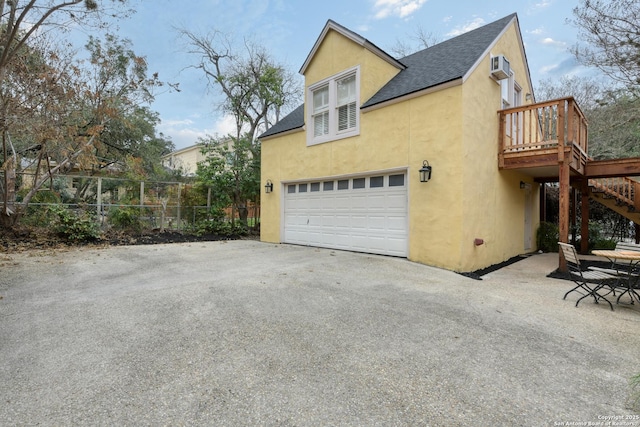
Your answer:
[1,241,639,426]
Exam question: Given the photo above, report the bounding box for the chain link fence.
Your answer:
[10,173,259,232]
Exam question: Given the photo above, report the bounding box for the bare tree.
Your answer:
[535,75,605,111]
[179,29,302,226]
[178,29,302,143]
[388,24,442,58]
[570,0,640,93]
[536,75,640,159]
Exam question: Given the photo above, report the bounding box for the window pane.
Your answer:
[389,174,405,187]
[338,102,356,131]
[323,181,334,191]
[299,183,307,193]
[314,111,329,137]
[310,182,320,192]
[288,184,296,193]
[349,102,356,129]
[337,179,349,190]
[313,86,329,112]
[353,178,365,189]
[370,176,384,188]
[337,75,355,106]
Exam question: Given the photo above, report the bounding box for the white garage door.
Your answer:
[283,172,408,257]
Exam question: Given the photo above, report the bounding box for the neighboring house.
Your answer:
[162,143,206,176]
[259,13,640,272]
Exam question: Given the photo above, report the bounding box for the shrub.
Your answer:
[576,221,617,250]
[20,189,62,227]
[187,217,248,237]
[537,222,559,252]
[49,205,101,242]
[630,373,640,412]
[108,206,143,232]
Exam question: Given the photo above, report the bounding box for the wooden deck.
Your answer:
[498,97,588,178]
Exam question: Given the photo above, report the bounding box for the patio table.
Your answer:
[591,249,640,305]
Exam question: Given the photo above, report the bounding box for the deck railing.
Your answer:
[499,97,588,159]
[589,177,638,208]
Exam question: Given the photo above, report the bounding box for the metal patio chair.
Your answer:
[558,242,617,311]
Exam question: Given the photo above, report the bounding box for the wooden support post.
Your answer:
[580,180,590,254]
[558,160,570,272]
[570,187,577,245]
[177,183,182,231]
[540,183,547,222]
[96,177,102,224]
[566,98,574,145]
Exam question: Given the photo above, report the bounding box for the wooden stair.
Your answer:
[588,177,640,225]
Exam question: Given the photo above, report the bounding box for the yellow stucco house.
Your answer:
[259,13,540,273]
[162,143,206,176]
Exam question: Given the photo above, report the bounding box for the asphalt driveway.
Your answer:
[1,241,639,426]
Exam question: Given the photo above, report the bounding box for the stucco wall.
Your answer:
[261,21,539,272]
[164,145,205,176]
[458,22,540,271]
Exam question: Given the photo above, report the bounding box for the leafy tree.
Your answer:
[180,29,301,225]
[0,0,133,227]
[196,134,260,226]
[1,32,164,227]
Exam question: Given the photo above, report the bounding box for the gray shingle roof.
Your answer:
[259,104,304,139]
[362,13,517,109]
[260,13,517,139]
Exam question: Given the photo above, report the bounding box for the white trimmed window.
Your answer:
[307,67,360,145]
[313,85,329,137]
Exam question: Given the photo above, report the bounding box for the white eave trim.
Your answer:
[161,143,205,159]
[461,15,533,99]
[299,20,405,75]
[360,78,463,113]
[259,126,305,142]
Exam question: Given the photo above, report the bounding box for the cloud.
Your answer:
[158,114,241,150]
[539,57,581,77]
[442,15,452,23]
[212,114,239,137]
[528,0,552,13]
[372,0,428,20]
[541,37,566,48]
[446,17,486,37]
[528,27,545,35]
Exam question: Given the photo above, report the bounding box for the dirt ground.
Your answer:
[0,226,244,253]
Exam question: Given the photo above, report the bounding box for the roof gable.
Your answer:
[299,20,405,75]
[361,13,517,109]
[259,104,304,139]
[260,13,522,140]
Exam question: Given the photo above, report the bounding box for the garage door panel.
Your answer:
[284,173,407,257]
[351,215,367,229]
[387,217,407,231]
[368,216,387,230]
[386,193,406,204]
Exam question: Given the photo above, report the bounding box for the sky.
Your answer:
[88,0,589,150]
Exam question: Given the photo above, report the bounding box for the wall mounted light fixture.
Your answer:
[265,179,274,194]
[419,160,432,183]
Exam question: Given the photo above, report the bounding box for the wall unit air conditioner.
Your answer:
[490,55,510,80]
